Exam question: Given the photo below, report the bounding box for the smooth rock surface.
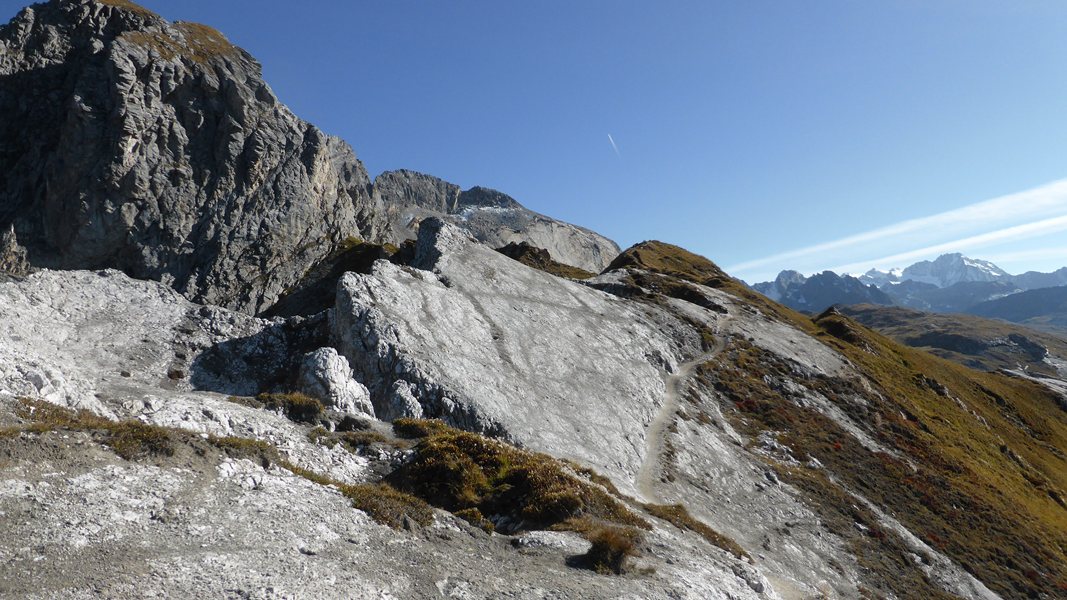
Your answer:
[333,219,690,490]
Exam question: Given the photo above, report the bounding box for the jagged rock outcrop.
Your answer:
[0,0,387,314]
[297,347,374,417]
[0,224,29,277]
[374,169,620,273]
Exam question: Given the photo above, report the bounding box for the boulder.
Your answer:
[297,347,374,417]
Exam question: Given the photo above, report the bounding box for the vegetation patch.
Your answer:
[391,417,452,439]
[641,503,749,561]
[605,240,816,333]
[227,393,325,424]
[339,483,434,529]
[495,242,595,279]
[308,425,408,452]
[98,0,157,17]
[386,423,648,536]
[698,310,1067,599]
[455,507,495,533]
[576,525,642,575]
[11,398,176,460]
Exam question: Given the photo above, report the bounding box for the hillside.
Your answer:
[0,1,1065,599]
[840,304,1067,376]
[968,286,1067,338]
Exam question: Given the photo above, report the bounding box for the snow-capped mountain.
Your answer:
[855,267,904,287]
[899,253,1009,288]
[855,254,1008,288]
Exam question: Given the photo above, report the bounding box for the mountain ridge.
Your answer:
[0,1,1065,599]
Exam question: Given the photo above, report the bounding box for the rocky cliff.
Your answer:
[0,0,391,314]
[375,169,620,273]
[0,1,618,316]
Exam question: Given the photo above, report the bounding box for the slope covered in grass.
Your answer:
[840,304,1067,376]
[702,307,1067,598]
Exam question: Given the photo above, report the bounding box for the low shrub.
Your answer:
[256,392,324,423]
[578,525,641,574]
[392,417,451,439]
[455,507,495,533]
[387,427,647,533]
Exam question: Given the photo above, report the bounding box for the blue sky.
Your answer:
[7,0,1067,281]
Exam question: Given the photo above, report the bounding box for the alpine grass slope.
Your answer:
[0,1,1065,599]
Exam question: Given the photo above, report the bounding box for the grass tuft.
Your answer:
[641,503,749,561]
[339,483,434,529]
[578,525,642,575]
[392,417,451,439]
[254,392,324,424]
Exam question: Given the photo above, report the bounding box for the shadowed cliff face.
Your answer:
[0,0,387,313]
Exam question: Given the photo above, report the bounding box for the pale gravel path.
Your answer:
[635,320,729,503]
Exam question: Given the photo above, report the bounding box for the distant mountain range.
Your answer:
[751,253,1067,336]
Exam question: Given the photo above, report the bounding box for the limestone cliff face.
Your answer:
[375,169,620,273]
[0,0,387,313]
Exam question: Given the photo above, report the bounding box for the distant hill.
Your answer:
[967,286,1067,338]
[840,304,1067,376]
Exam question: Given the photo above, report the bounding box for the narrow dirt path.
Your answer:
[636,325,728,503]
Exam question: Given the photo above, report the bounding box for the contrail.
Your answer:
[726,177,1067,278]
[607,134,620,157]
[828,214,1067,274]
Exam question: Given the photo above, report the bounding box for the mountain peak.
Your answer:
[903,253,1008,288]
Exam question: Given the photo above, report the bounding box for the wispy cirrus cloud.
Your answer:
[727,178,1067,280]
[827,214,1067,274]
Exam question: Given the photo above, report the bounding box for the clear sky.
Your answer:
[6,0,1067,281]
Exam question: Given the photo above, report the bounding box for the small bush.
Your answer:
[340,430,391,448]
[341,483,434,529]
[392,417,451,439]
[579,526,641,574]
[256,392,324,424]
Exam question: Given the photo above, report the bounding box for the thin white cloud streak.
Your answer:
[828,214,1067,274]
[981,246,1067,265]
[607,133,620,157]
[726,178,1067,275]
